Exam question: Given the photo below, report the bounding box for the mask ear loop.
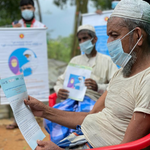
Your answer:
[129,35,143,55]
[122,35,143,67]
[121,28,136,40]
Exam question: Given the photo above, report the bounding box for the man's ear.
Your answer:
[93,36,98,44]
[33,7,35,12]
[135,27,143,46]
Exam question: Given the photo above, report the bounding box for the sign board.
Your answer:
[0,28,49,104]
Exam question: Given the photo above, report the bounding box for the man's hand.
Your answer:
[58,89,69,100]
[24,96,46,117]
[85,78,98,91]
[35,140,63,150]
[12,23,22,28]
[95,10,102,14]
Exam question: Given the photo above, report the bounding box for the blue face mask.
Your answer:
[107,28,143,68]
[22,9,34,21]
[79,38,94,54]
[111,1,119,9]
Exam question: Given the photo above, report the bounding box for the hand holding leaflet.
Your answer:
[63,63,92,101]
[0,75,45,150]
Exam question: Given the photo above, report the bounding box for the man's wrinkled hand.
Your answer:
[58,89,69,100]
[24,96,46,117]
[35,140,63,150]
[85,78,98,91]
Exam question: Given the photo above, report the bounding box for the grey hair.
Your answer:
[77,29,96,38]
[121,18,150,46]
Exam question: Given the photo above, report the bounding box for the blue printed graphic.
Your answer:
[67,74,85,90]
[95,25,120,68]
[8,48,38,77]
[95,25,110,56]
[0,75,27,98]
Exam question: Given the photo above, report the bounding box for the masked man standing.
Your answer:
[12,0,45,28]
[45,24,118,144]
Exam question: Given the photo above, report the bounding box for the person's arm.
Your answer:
[24,91,107,129]
[121,112,150,144]
[44,90,107,128]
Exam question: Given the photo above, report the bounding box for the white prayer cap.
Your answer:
[111,0,150,24]
[77,24,96,33]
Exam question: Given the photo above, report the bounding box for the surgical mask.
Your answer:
[22,9,34,21]
[111,1,119,9]
[107,28,143,68]
[79,38,94,54]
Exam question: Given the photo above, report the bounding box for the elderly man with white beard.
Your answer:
[24,0,150,149]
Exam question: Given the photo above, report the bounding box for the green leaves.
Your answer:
[0,0,21,26]
[47,35,73,63]
[53,0,75,9]
[91,0,112,10]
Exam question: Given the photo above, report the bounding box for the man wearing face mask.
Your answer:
[12,0,45,28]
[44,24,118,144]
[25,0,150,150]
[23,1,150,149]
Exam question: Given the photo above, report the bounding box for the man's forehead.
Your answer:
[107,17,127,31]
[77,31,89,37]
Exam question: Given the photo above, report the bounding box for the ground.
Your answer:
[0,118,50,150]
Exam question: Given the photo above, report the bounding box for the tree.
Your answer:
[0,0,20,26]
[91,0,112,10]
[35,0,42,22]
[71,0,88,57]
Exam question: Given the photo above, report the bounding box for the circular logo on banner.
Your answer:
[104,17,109,22]
[8,48,38,77]
[19,34,24,39]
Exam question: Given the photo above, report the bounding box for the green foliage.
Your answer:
[91,0,112,10]
[47,35,74,63]
[53,0,112,11]
[53,0,75,9]
[0,0,21,26]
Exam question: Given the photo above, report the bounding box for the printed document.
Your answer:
[63,63,92,101]
[0,75,45,150]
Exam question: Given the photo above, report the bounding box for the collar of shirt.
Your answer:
[23,18,36,27]
[83,53,97,67]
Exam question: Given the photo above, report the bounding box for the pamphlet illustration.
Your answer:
[8,48,38,77]
[64,63,92,101]
[67,74,85,90]
[0,75,45,150]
